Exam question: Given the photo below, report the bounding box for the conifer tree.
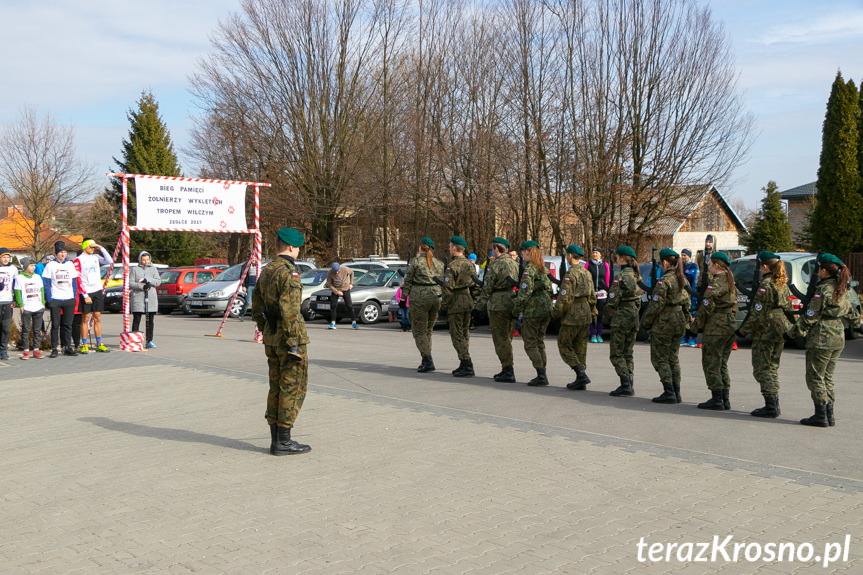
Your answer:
[741,181,793,253]
[812,73,862,255]
[108,91,203,266]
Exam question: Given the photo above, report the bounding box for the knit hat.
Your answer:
[332,262,340,271]
[54,241,67,254]
[681,248,692,257]
[565,244,584,257]
[0,247,10,257]
[491,237,509,248]
[757,250,779,262]
[450,236,467,249]
[421,237,434,249]
[20,256,34,268]
[521,240,539,250]
[711,251,730,266]
[277,227,304,247]
[659,248,678,260]
[616,246,636,259]
[591,247,602,255]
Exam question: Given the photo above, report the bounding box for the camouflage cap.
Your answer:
[565,244,584,257]
[450,235,467,249]
[277,227,304,247]
[757,250,779,262]
[659,248,678,260]
[421,236,434,249]
[711,251,730,266]
[616,246,636,258]
[491,236,509,248]
[817,253,843,267]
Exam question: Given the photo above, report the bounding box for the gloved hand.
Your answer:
[281,342,303,363]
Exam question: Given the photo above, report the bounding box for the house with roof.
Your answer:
[779,181,816,245]
[0,205,83,260]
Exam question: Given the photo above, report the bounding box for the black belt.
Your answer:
[492,288,511,293]
[413,282,437,286]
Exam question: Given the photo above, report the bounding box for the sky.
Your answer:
[1,0,862,211]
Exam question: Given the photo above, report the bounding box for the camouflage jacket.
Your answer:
[788,277,853,351]
[603,265,641,324]
[513,263,552,319]
[475,254,518,312]
[692,271,736,336]
[641,272,689,335]
[252,256,309,347]
[442,255,476,313]
[403,256,444,304]
[552,264,596,325]
[737,274,792,341]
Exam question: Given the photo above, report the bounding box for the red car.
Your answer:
[157,268,219,314]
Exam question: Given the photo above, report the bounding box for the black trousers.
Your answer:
[20,310,44,350]
[330,290,357,323]
[49,299,75,349]
[132,312,156,343]
[0,303,12,351]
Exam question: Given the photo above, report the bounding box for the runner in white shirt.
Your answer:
[0,247,18,360]
[74,239,113,353]
[42,241,79,357]
[13,257,46,359]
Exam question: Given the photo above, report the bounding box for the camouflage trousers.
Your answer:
[805,347,841,405]
[701,332,735,390]
[752,337,784,396]
[448,310,471,360]
[265,343,308,429]
[650,331,683,384]
[609,324,637,377]
[521,316,550,369]
[488,309,515,367]
[557,323,589,368]
[409,299,441,357]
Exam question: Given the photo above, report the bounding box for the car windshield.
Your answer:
[160,271,180,284]
[214,263,245,282]
[730,259,794,287]
[301,269,329,285]
[355,269,400,287]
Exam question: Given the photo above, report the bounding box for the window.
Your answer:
[183,272,196,284]
[197,271,215,283]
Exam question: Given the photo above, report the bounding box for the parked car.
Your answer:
[157,268,219,314]
[730,252,861,345]
[310,267,406,324]
[103,284,124,313]
[186,259,315,318]
[345,258,409,271]
[300,267,367,321]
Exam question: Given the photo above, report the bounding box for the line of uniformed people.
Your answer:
[399,237,861,428]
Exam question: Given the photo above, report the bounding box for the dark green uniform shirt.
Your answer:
[475,254,518,312]
[789,277,854,351]
[641,272,689,335]
[442,255,476,313]
[403,256,444,303]
[513,263,552,319]
[252,256,309,347]
[552,264,596,325]
[738,273,792,341]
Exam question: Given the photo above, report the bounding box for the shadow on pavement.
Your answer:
[79,417,263,453]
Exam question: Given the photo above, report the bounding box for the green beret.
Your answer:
[659,248,678,260]
[421,236,434,249]
[818,253,843,267]
[711,251,730,266]
[616,246,636,259]
[450,235,467,249]
[277,227,304,247]
[757,250,779,261]
[491,236,510,248]
[565,244,584,257]
[521,240,539,250]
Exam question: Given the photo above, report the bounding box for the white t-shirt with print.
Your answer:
[42,259,78,301]
[0,264,17,303]
[14,273,45,313]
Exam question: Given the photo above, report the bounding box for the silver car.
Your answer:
[310,267,406,324]
[300,267,367,320]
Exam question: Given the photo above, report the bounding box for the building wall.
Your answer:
[672,231,740,254]
[787,197,813,243]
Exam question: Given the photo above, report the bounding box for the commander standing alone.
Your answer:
[252,227,312,456]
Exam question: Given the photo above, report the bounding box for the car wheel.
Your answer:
[182,300,192,314]
[301,298,316,321]
[229,295,245,318]
[360,301,381,324]
[846,326,858,341]
[158,307,172,315]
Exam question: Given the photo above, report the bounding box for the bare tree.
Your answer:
[0,107,95,259]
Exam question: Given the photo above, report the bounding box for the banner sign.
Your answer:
[134,177,248,231]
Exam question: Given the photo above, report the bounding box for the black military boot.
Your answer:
[494,365,516,383]
[269,424,278,455]
[672,381,682,403]
[609,375,634,397]
[826,403,835,426]
[566,365,590,390]
[273,426,311,455]
[722,389,730,410]
[417,356,435,373]
[652,381,677,404]
[527,367,548,386]
[697,389,725,410]
[800,404,829,428]
[453,359,474,378]
[751,395,780,418]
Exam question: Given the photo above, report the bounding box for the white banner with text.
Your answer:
[134,177,248,231]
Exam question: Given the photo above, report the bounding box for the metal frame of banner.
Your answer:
[107,173,269,349]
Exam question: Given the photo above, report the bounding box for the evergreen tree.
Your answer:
[812,73,862,255]
[741,181,794,253]
[108,91,203,266]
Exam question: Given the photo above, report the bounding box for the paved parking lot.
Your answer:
[2,313,863,573]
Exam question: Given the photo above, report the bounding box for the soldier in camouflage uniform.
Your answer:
[737,251,792,418]
[692,251,736,411]
[402,237,445,373]
[641,249,690,404]
[605,246,642,396]
[475,237,519,382]
[252,228,311,456]
[787,253,858,427]
[552,245,596,390]
[513,241,553,386]
[441,235,478,377]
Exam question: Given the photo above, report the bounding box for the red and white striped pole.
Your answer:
[122,176,130,335]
